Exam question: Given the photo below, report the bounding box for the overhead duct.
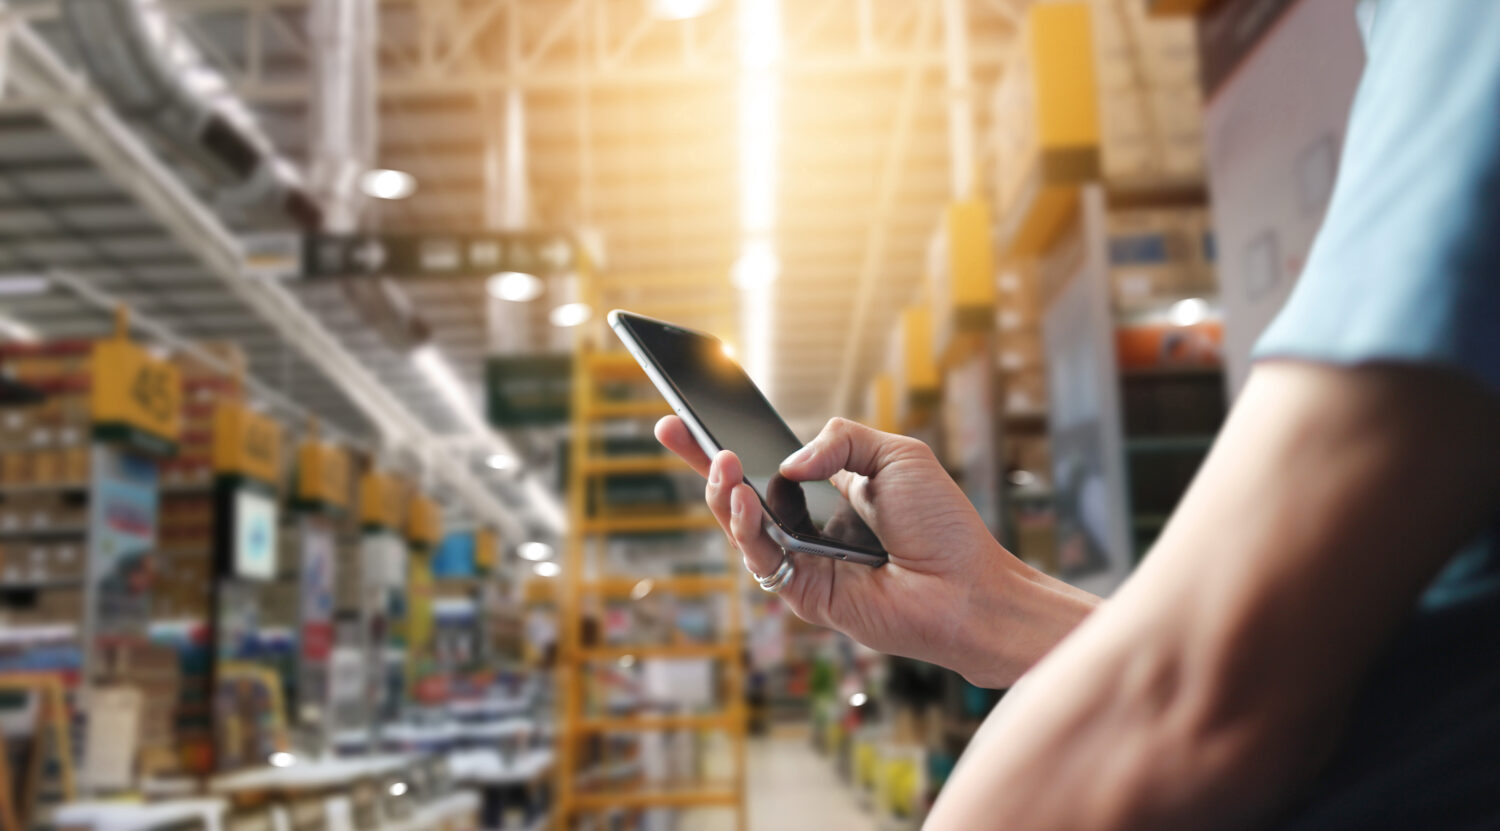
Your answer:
[61,0,322,230]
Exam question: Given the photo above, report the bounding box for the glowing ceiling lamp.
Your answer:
[650,0,716,20]
[736,0,782,394]
[549,301,592,328]
[518,541,553,562]
[361,168,417,200]
[486,271,544,302]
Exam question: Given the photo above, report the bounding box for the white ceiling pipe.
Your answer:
[942,0,976,200]
[307,0,377,232]
[5,14,530,540]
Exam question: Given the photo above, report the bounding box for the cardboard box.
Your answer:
[1089,0,1204,185]
[1108,207,1217,306]
[997,332,1045,373]
[1003,369,1049,415]
[1007,436,1054,482]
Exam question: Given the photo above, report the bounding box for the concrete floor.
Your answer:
[682,732,878,831]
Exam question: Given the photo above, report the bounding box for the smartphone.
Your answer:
[609,309,887,567]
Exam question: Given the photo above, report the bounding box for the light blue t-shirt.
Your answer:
[1251,1,1500,826]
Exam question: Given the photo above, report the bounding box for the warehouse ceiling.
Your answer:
[0,0,1021,525]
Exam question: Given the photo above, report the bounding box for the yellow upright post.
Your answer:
[553,292,747,830]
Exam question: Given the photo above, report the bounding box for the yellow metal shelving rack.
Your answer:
[554,349,748,831]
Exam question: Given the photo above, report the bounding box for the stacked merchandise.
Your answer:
[104,641,183,778]
[1107,207,1217,314]
[0,344,91,823]
[0,343,91,644]
[996,264,1058,573]
[1090,0,1204,187]
[152,347,245,776]
[1107,207,1225,558]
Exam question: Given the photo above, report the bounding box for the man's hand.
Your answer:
[656,415,1097,688]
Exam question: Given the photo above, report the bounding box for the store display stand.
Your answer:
[0,673,75,829]
[553,349,747,830]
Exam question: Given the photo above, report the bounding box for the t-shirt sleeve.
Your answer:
[1251,0,1500,395]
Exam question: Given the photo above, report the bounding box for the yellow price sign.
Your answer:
[406,494,442,548]
[297,441,350,509]
[359,472,405,529]
[91,340,182,447]
[213,402,282,485]
[474,529,498,571]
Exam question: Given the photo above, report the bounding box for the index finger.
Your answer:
[654,415,713,478]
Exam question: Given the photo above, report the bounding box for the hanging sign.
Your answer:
[212,402,281,485]
[297,440,350,509]
[474,529,498,572]
[405,495,442,549]
[299,516,336,663]
[931,199,998,365]
[302,231,575,279]
[485,354,573,427]
[88,445,159,636]
[91,339,181,453]
[358,472,404,530]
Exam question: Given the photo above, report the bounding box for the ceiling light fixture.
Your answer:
[731,240,780,290]
[650,0,716,20]
[486,271,544,303]
[533,561,561,578]
[0,314,39,344]
[0,275,49,296]
[736,0,782,395]
[360,168,417,200]
[548,302,591,328]
[518,541,553,562]
[1169,297,1210,327]
[485,453,519,471]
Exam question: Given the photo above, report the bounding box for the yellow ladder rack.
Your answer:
[554,346,747,831]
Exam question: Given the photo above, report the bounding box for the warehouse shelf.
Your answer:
[578,643,736,662]
[1120,366,1223,379]
[0,525,89,539]
[584,400,673,420]
[581,352,651,381]
[578,455,691,476]
[1124,435,1216,454]
[575,712,738,734]
[1133,514,1170,531]
[581,575,736,597]
[0,624,79,646]
[0,578,85,591]
[557,342,747,830]
[573,786,739,811]
[0,482,90,495]
[580,513,722,535]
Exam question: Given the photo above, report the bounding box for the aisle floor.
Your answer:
[683,732,879,831]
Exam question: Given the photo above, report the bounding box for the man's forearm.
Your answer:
[927,364,1500,829]
[953,560,1100,689]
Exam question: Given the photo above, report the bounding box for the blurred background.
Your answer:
[0,0,1363,829]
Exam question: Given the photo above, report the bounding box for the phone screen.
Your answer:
[618,314,884,557]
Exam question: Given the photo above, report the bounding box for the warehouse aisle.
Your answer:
[683,733,877,831]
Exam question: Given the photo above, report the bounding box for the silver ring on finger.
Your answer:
[756,549,795,594]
